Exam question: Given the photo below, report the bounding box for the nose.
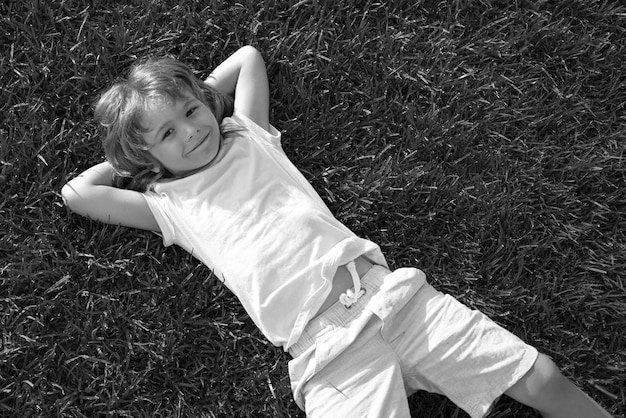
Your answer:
[187,127,200,142]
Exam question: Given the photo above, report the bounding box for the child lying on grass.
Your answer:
[62,46,612,417]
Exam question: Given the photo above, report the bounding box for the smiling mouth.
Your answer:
[187,132,209,154]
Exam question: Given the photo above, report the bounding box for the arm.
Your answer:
[61,161,160,232]
[205,45,270,131]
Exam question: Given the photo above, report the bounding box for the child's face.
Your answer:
[141,92,221,177]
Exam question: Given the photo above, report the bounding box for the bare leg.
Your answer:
[505,353,613,418]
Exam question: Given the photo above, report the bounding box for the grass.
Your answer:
[1,0,625,416]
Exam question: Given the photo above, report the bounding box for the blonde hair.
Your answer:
[94,56,237,191]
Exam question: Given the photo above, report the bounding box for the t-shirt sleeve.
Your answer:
[229,109,282,148]
[142,191,176,246]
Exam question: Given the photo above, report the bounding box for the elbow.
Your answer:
[61,181,80,213]
[61,183,74,211]
[242,45,259,54]
[242,45,264,61]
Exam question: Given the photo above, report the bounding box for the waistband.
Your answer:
[289,264,389,358]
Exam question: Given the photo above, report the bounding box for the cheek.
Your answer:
[148,146,172,165]
[202,107,218,123]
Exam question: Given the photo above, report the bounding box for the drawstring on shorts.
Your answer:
[339,260,366,308]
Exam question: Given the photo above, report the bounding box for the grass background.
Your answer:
[1,0,625,416]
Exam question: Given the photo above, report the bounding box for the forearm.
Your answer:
[61,161,114,209]
[68,161,115,187]
[61,161,159,231]
[205,45,270,130]
[205,45,263,96]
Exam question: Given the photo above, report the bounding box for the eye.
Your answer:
[186,107,197,117]
[162,128,174,140]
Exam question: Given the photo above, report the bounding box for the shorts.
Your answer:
[288,265,539,418]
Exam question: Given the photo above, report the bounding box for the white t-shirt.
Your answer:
[143,111,387,350]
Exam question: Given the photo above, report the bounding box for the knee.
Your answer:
[506,353,570,410]
[530,353,569,395]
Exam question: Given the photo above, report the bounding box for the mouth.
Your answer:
[187,132,210,154]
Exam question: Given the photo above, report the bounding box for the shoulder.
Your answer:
[224,110,282,147]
